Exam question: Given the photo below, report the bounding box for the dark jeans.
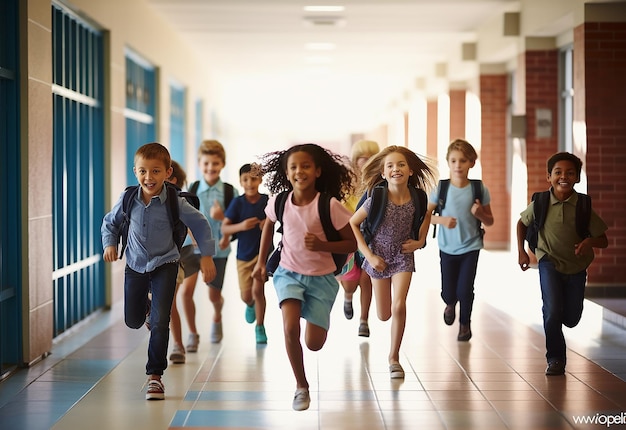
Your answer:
[440,250,480,325]
[538,257,587,363]
[124,262,178,375]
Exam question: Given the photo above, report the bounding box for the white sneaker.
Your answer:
[169,344,185,364]
[186,333,199,353]
[292,388,310,411]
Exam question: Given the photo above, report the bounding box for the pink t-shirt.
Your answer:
[266,191,352,276]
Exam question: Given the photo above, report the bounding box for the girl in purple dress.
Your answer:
[349,146,437,379]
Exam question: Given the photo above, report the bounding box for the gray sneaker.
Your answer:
[211,321,223,343]
[186,333,200,353]
[169,344,185,364]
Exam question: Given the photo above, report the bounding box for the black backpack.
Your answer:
[356,180,428,247]
[272,191,348,275]
[118,182,200,258]
[432,179,484,238]
[525,190,592,253]
[188,180,236,240]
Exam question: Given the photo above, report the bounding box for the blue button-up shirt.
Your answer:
[101,185,216,273]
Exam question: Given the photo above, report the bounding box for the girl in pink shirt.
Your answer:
[252,143,356,411]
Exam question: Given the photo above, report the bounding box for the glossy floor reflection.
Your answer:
[1,248,625,429]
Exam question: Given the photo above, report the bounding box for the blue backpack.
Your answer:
[356,181,428,247]
[118,182,200,258]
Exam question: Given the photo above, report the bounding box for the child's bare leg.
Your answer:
[180,272,199,334]
[388,272,412,363]
[359,272,373,322]
[252,278,266,325]
[209,286,224,322]
[281,299,308,389]
[304,322,328,352]
[170,283,183,348]
[372,278,392,321]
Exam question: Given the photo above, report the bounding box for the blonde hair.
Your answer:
[351,140,380,165]
[361,145,437,193]
[446,139,478,163]
[198,139,226,164]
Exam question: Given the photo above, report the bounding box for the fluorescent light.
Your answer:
[305,43,336,51]
[303,6,345,12]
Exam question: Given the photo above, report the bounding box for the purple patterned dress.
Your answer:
[362,197,416,279]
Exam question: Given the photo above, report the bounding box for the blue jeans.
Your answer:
[440,250,480,325]
[538,257,587,363]
[124,262,178,375]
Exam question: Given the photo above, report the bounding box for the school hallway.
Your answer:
[0,246,624,430]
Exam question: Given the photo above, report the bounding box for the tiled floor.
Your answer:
[1,247,626,429]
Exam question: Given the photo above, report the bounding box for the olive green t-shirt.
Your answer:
[520,191,608,274]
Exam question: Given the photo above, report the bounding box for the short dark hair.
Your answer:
[239,163,252,176]
[547,152,582,177]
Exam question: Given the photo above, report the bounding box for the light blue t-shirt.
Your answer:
[182,178,239,258]
[429,181,491,255]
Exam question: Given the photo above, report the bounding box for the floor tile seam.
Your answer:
[182,343,226,426]
[361,343,395,430]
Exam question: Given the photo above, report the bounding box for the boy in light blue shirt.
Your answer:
[428,139,494,342]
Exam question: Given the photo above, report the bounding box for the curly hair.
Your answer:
[361,145,438,193]
[258,143,356,201]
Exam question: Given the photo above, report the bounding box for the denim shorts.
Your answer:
[272,266,339,330]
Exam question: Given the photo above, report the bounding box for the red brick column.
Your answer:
[480,74,510,249]
[449,89,466,140]
[574,17,626,287]
[426,98,438,159]
[524,49,559,200]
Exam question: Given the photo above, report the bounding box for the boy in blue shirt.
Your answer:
[101,143,216,400]
[222,163,269,344]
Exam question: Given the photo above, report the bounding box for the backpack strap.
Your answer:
[318,192,348,274]
[223,183,234,211]
[470,179,483,203]
[119,185,140,258]
[409,187,428,241]
[273,191,289,234]
[575,193,592,239]
[188,180,200,195]
[432,180,449,238]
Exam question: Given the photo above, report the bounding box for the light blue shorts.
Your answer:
[272,266,339,331]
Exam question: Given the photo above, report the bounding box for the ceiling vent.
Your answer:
[303,16,346,27]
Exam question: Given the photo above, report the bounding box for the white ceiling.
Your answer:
[147,0,520,143]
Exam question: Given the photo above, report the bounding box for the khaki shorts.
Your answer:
[176,264,184,285]
[236,256,259,294]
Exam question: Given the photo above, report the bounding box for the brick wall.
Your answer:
[577,21,626,286]
[426,99,438,159]
[480,74,510,249]
[524,49,559,200]
[449,89,466,141]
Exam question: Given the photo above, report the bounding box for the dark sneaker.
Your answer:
[444,304,455,326]
[292,388,310,411]
[545,360,565,376]
[145,379,165,400]
[358,322,370,337]
[343,300,354,320]
[457,323,472,341]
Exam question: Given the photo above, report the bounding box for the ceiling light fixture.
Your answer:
[303,6,345,13]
